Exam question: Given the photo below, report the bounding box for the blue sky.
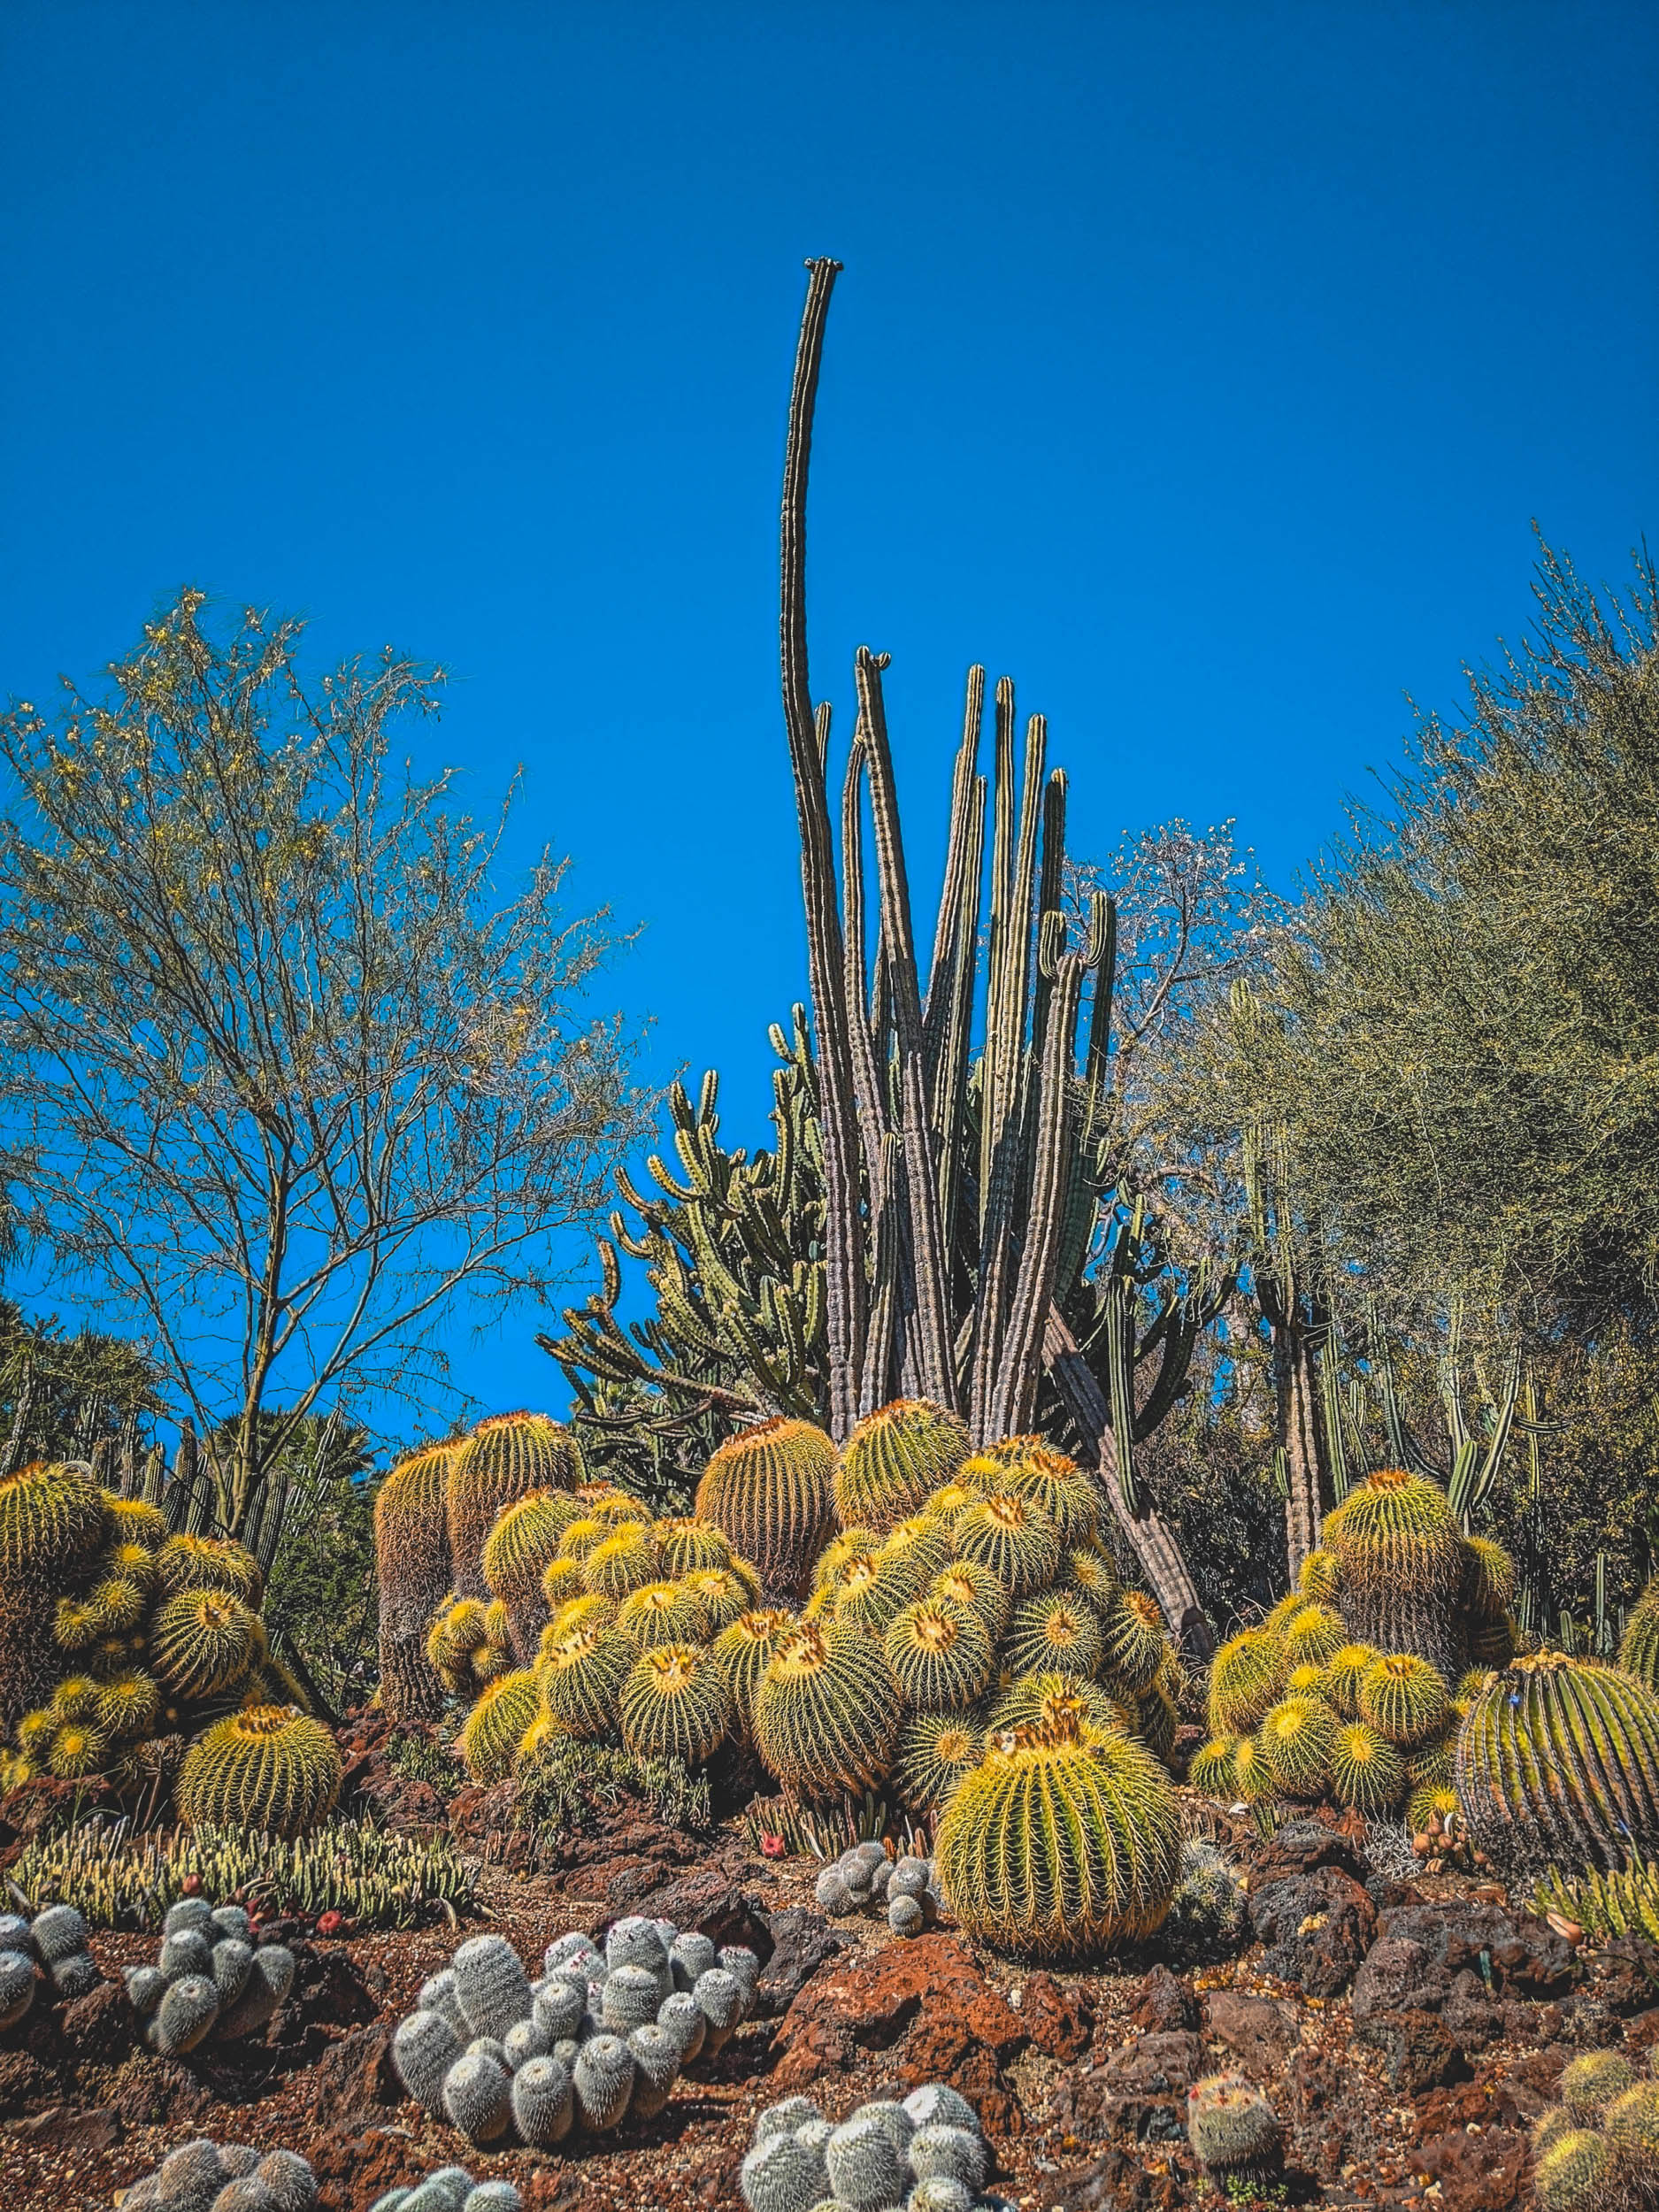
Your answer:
[2,2,1655,1445]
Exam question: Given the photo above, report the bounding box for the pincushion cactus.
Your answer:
[1186,2072,1284,2177]
[115,2142,319,2212]
[125,1895,295,2052]
[442,2048,513,2143]
[742,2085,985,2212]
[1560,2050,1637,2124]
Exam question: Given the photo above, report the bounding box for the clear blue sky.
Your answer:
[2,1,1655,1444]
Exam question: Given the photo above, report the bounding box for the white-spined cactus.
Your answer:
[572,2031,635,2130]
[442,2047,513,2144]
[511,2052,574,2147]
[452,1934,534,2042]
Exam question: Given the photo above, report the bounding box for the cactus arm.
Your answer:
[779,257,864,1440]
[933,782,986,1271]
[991,937,1086,1437]
[922,665,987,1077]
[1029,770,1069,1068]
[855,645,957,1411]
[840,730,890,1187]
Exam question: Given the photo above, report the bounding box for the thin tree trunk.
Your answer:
[1043,1305,1215,1658]
[1280,1323,1325,1586]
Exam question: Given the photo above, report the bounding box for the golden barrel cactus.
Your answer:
[695,1417,838,1599]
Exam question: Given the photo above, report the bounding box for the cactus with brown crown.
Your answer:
[618,1641,733,1767]
[969,1441,1099,1549]
[833,1399,971,1535]
[895,1708,985,1813]
[373,1439,457,1719]
[1323,1467,1467,1679]
[695,1417,839,1599]
[752,1617,902,1799]
[1455,1652,1659,1882]
[445,1413,580,1601]
[937,1707,1181,1958]
[149,1589,262,1702]
[883,1596,996,1711]
[177,1704,343,1837]
[155,1532,263,1606]
[950,1494,1061,1601]
[710,1607,795,1735]
[537,1621,637,1740]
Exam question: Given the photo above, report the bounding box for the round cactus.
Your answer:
[1357,1653,1449,1747]
[618,1641,733,1766]
[741,2131,830,2212]
[1297,1548,1340,1605]
[657,1989,706,2065]
[177,1704,342,1837]
[219,1941,295,2038]
[446,1414,580,1602]
[1455,1651,1659,1881]
[937,1707,1181,1957]
[695,1417,838,1599]
[539,1555,587,1619]
[710,1607,795,1734]
[617,1578,710,1650]
[825,2111,909,2210]
[1560,2049,1636,2124]
[510,2052,574,2147]
[882,1598,995,1711]
[93,1666,162,1740]
[556,1515,610,1564]
[1207,1626,1286,1734]
[47,1717,111,1779]
[156,1532,264,1606]
[480,1489,584,1659]
[1005,1591,1103,1683]
[693,1964,745,2055]
[1189,1735,1240,1798]
[451,1934,534,2040]
[1458,1536,1517,1620]
[826,1544,926,1638]
[572,2032,635,2130]
[1603,2079,1659,2165]
[1328,1719,1404,1813]
[150,1587,261,1700]
[583,1522,660,1604]
[927,1556,1012,1640]
[989,1670,1130,1740]
[1324,1466,1465,1675]
[1533,2129,1614,2212]
[0,1459,107,1574]
[0,1950,35,2032]
[626,2021,681,2121]
[654,1517,733,1578]
[833,1400,972,1536]
[538,1620,637,1740]
[148,1971,220,2055]
[949,1493,1060,1600]
[1407,1782,1462,1836]
[895,1709,986,1814]
[680,1564,757,1634]
[879,1513,955,1584]
[966,1444,1098,1549]
[1619,1577,1659,1694]
[910,2123,988,2193]
[1059,1543,1118,1615]
[1321,1640,1379,1719]
[1256,1694,1335,1799]
[1186,2072,1283,2176]
[442,2048,513,2144]
[1283,1604,1346,1669]
[457,1670,541,1782]
[753,1618,902,1798]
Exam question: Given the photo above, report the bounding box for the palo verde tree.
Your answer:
[0,591,650,1538]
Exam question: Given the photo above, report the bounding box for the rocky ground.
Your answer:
[2,1718,1648,2212]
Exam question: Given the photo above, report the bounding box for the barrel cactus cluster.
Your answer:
[122,1893,297,2053]
[0,1902,99,2027]
[814,1841,943,1939]
[390,1918,759,2148]
[113,2139,318,2212]
[1192,1468,1520,1833]
[0,1457,318,1824]
[1529,2047,1659,2212]
[740,2083,993,2212]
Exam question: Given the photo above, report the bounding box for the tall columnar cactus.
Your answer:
[373,1440,457,1721]
[936,1709,1181,1958]
[447,1414,580,1601]
[176,1704,343,1838]
[0,1461,110,1731]
[1455,1652,1659,1881]
[695,1418,839,1599]
[1323,1467,1466,1678]
[752,1618,902,1798]
[833,1400,971,1536]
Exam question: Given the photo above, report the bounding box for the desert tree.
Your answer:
[0,590,651,1536]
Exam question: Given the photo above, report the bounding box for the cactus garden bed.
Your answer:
[1,1727,1653,2212]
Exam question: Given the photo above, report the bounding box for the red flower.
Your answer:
[760,1832,786,1860]
[315,1910,344,1937]
[180,1873,203,1897]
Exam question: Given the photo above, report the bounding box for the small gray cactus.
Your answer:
[670,1931,717,1988]
[461,2187,522,2212]
[442,2047,513,2144]
[452,1935,533,2042]
[1187,2072,1284,2177]
[626,2021,681,2120]
[741,2131,832,2212]
[814,1864,856,1916]
[211,1939,254,2006]
[252,2150,318,2211]
[909,2124,987,2192]
[219,1944,296,2039]
[693,1965,744,2057]
[544,1931,600,1972]
[24,1901,98,2001]
[0,1947,35,2031]
[888,1895,924,1938]
[148,1972,220,2056]
[908,2179,973,2212]
[657,1988,707,2065]
[533,1978,584,2043]
[111,2139,318,2212]
[163,1899,215,1938]
[889,1856,930,1899]
[1164,1839,1249,1960]
[394,2015,465,2114]
[902,2084,980,2133]
[160,1927,216,1981]
[419,1968,470,2039]
[756,2096,825,2141]
[606,1916,670,1980]
[572,2031,634,2130]
[502,2016,549,2070]
[511,2053,574,2147]
[603,1962,663,2033]
[826,2111,910,2210]
[718,1945,761,2008]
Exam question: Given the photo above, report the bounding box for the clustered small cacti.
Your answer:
[1529,2045,1659,2210]
[0,1901,100,2027]
[1186,2072,1284,2179]
[1160,1839,1249,1961]
[740,2083,994,2212]
[424,1403,1187,1837]
[0,1459,321,1829]
[367,2169,523,2212]
[391,1916,759,2148]
[122,1895,296,2052]
[111,2139,319,2212]
[813,1841,944,1939]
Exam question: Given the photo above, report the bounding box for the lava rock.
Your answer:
[1248,1867,1378,1996]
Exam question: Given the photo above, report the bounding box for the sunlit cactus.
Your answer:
[1455,1651,1659,1881]
[1324,1466,1465,1677]
[1321,1641,1379,1720]
[156,1532,263,1607]
[1207,1627,1286,1735]
[882,1597,995,1711]
[177,1704,342,1838]
[447,1413,580,1601]
[895,1708,985,1814]
[583,1522,661,1604]
[618,1641,733,1766]
[374,1440,457,1720]
[1358,1652,1449,1747]
[949,1494,1061,1600]
[1258,1694,1336,1800]
[966,1443,1098,1549]
[1005,1591,1103,1684]
[989,1671,1131,1740]
[833,1399,971,1536]
[936,1709,1182,1958]
[481,1489,586,1660]
[710,1607,795,1736]
[457,1669,541,1782]
[929,1557,1012,1640]
[537,1621,637,1740]
[617,1579,709,1651]
[1329,1720,1404,1814]
[752,1618,902,1798]
[149,1589,261,1701]
[680,1563,758,1634]
[656,1517,734,1578]
[695,1417,839,1599]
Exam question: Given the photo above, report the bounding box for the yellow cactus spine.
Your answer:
[582,1522,660,1603]
[1329,1721,1404,1815]
[618,1643,733,1767]
[616,1580,710,1651]
[481,1489,586,1660]
[177,1703,343,1838]
[695,1417,839,1599]
[928,1557,1012,1641]
[149,1589,261,1701]
[537,1623,636,1740]
[155,1533,263,1606]
[752,1618,902,1799]
[1099,1590,1170,1694]
[1357,1653,1449,1747]
[447,1413,580,1600]
[374,1439,457,1720]
[1207,1628,1286,1735]
[882,1598,995,1712]
[949,1494,1061,1601]
[833,1399,971,1536]
[655,1517,733,1578]
[710,1607,795,1735]
[458,1669,541,1782]
[989,1671,1131,1741]
[1324,1466,1465,1677]
[936,1709,1182,1959]
[1004,1592,1104,1684]
[1258,1694,1337,1800]
[895,1709,985,1814]
[966,1443,1098,1549]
